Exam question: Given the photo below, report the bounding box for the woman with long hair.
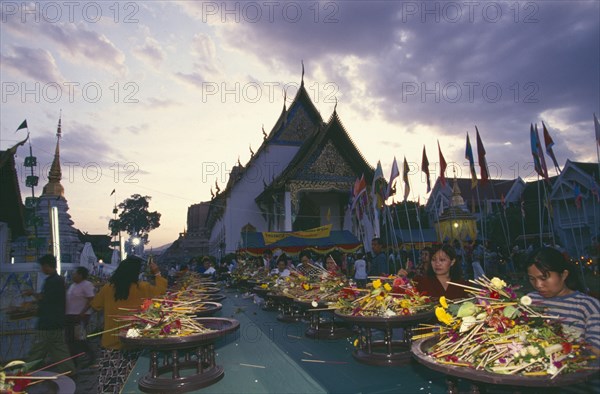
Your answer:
[409,243,468,299]
[90,256,167,393]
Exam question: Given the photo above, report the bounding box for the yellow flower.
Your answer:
[435,306,453,325]
[376,295,384,302]
[400,300,410,309]
[353,339,359,347]
[372,279,382,289]
[153,302,161,308]
[260,283,268,289]
[302,283,311,291]
[490,277,507,290]
[439,296,448,309]
[383,283,392,292]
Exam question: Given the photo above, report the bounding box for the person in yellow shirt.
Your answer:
[90,256,166,393]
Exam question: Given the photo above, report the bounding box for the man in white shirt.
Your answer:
[65,266,96,366]
[353,253,368,288]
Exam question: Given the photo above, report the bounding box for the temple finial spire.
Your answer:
[301,60,304,87]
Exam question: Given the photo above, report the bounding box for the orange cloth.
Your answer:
[90,276,167,349]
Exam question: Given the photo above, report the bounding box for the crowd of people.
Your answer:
[18,238,599,392]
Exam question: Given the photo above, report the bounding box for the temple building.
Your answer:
[206,77,373,257]
[10,118,82,264]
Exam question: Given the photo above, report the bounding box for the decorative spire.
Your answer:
[262,124,267,141]
[450,176,465,207]
[249,144,255,157]
[333,97,338,114]
[301,60,305,87]
[42,115,64,197]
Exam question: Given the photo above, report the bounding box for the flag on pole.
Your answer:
[421,147,431,193]
[437,141,447,188]
[372,161,386,209]
[387,157,400,197]
[402,157,410,202]
[16,119,28,132]
[542,121,561,173]
[594,113,600,147]
[110,189,116,196]
[475,127,489,186]
[534,124,549,181]
[530,123,543,177]
[465,133,478,189]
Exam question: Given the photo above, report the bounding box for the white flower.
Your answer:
[311,301,318,308]
[126,328,141,338]
[283,288,289,294]
[520,295,532,306]
[527,345,540,356]
[459,315,477,333]
[383,309,397,317]
[490,277,507,290]
[547,364,558,375]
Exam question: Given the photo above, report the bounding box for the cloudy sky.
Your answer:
[1,1,598,248]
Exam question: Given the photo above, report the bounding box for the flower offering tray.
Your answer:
[412,337,599,390]
[335,309,435,366]
[267,293,305,323]
[194,302,222,317]
[198,294,226,302]
[120,317,240,393]
[296,301,353,340]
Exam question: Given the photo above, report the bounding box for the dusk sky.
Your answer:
[1,1,599,249]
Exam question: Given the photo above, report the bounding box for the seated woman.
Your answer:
[325,254,341,275]
[399,244,467,299]
[270,254,291,277]
[526,247,600,355]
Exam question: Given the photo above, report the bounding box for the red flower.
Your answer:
[141,299,152,311]
[489,291,500,299]
[562,342,573,354]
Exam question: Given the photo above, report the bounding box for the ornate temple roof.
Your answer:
[255,110,374,203]
[42,117,64,197]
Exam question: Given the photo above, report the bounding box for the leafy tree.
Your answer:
[109,194,161,244]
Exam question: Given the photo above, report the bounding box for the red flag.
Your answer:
[403,157,410,202]
[421,146,431,193]
[542,121,561,173]
[437,141,447,187]
[475,127,489,186]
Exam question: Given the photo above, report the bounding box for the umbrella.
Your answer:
[79,242,97,269]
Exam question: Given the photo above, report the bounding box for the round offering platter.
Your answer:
[194,286,221,294]
[194,302,222,317]
[198,293,226,302]
[335,309,434,366]
[295,300,352,340]
[412,337,600,391]
[267,293,305,322]
[120,317,240,393]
